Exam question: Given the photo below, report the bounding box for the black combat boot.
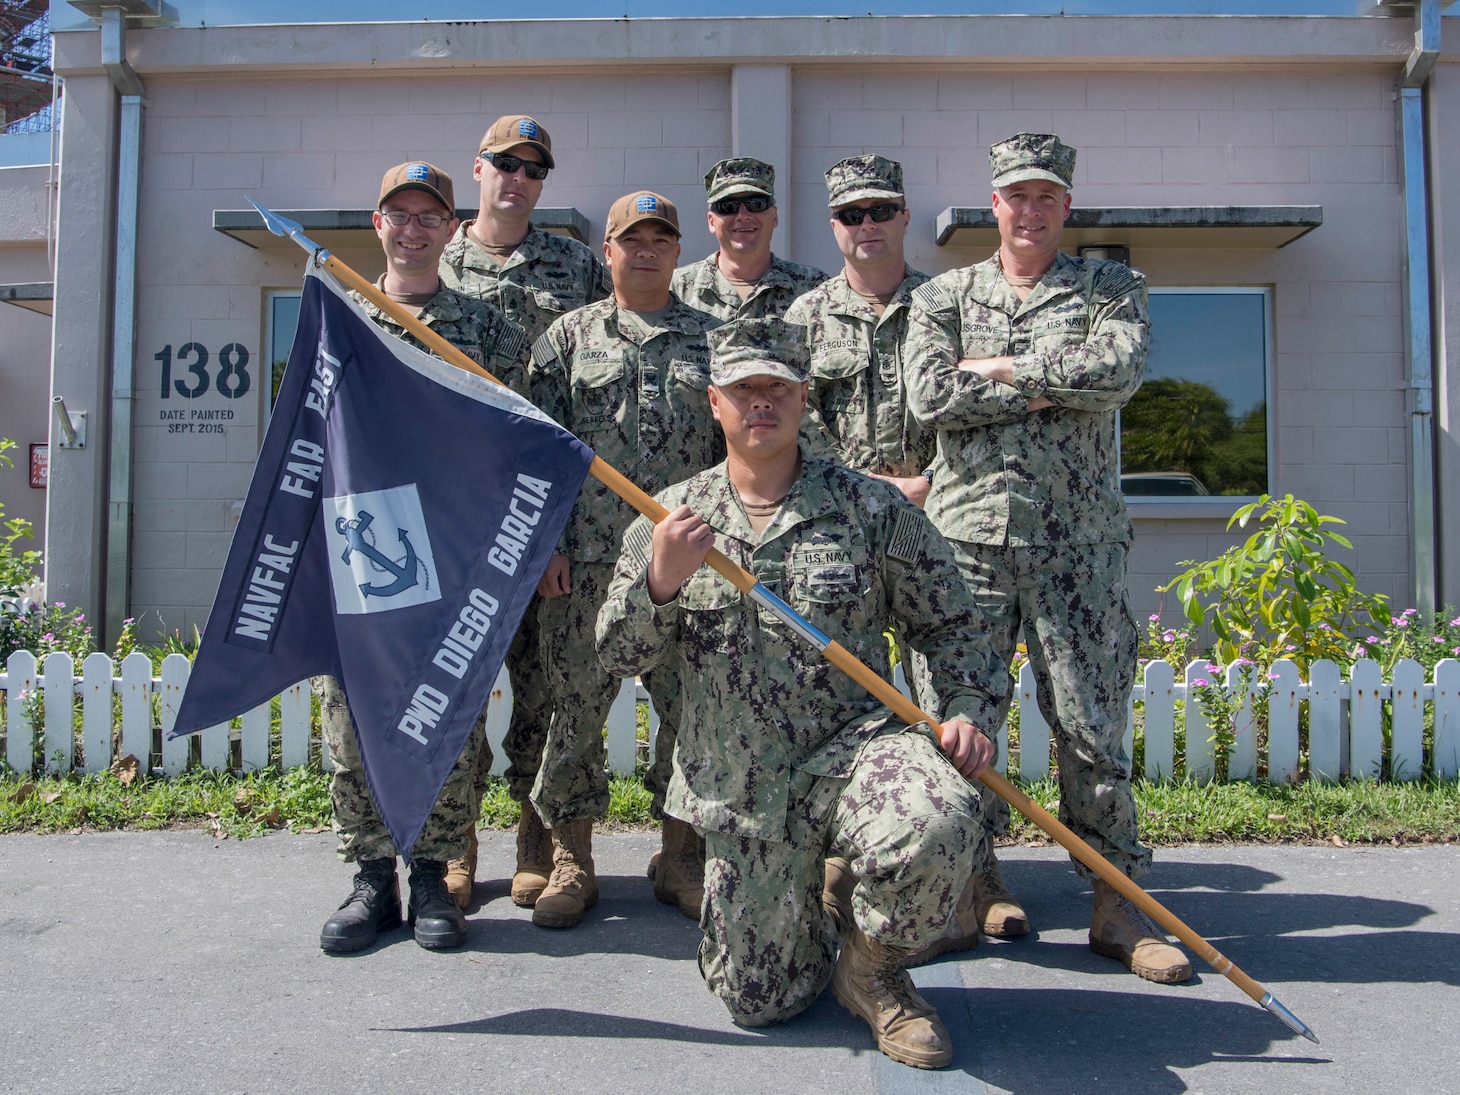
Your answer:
[408,859,468,949]
[320,857,402,954]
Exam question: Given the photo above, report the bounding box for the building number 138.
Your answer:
[156,342,251,399]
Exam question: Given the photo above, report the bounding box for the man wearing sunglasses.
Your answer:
[673,157,827,324]
[525,192,725,931]
[786,154,980,968]
[439,114,613,914]
[317,162,530,955]
[906,134,1189,985]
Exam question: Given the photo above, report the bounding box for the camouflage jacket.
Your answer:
[439,222,612,347]
[528,296,725,563]
[351,282,529,392]
[903,251,1148,547]
[596,456,1010,839]
[785,267,935,477]
[671,252,828,323]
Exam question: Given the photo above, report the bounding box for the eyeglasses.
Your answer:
[481,151,550,180]
[709,196,773,217]
[833,203,904,227]
[379,209,449,229]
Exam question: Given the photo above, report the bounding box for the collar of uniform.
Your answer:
[701,453,838,548]
[360,276,452,325]
[826,266,921,321]
[448,219,541,273]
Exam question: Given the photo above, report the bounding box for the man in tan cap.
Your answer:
[524,191,724,929]
[317,161,530,956]
[905,134,1189,984]
[438,114,612,913]
[596,316,1009,1070]
[673,157,827,323]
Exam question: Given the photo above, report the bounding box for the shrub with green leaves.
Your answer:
[1161,493,1389,671]
[0,438,42,600]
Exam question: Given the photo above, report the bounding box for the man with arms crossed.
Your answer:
[904,133,1189,982]
[317,162,528,954]
[596,317,1009,1069]
[438,114,612,911]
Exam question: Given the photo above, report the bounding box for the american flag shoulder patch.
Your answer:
[886,508,926,564]
[624,521,653,567]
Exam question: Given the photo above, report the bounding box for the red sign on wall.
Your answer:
[29,443,47,489]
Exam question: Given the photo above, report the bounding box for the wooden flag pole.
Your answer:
[250,199,1317,1044]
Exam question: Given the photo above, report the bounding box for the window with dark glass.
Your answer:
[1121,288,1270,499]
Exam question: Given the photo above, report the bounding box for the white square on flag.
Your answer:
[324,484,443,615]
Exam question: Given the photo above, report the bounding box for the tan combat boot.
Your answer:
[1089,878,1192,983]
[832,922,954,1070]
[903,874,980,968]
[971,853,1030,938]
[531,817,598,929]
[444,829,478,910]
[511,807,553,907]
[646,811,682,881]
[652,816,705,919]
[822,856,856,936]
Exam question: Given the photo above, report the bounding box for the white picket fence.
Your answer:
[2,650,1458,782]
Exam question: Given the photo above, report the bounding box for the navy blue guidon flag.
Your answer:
[171,266,594,859]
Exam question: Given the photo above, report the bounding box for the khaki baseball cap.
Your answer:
[378,162,455,213]
[708,318,808,386]
[990,133,1076,189]
[825,154,904,207]
[703,157,775,203]
[478,114,555,170]
[605,191,680,240]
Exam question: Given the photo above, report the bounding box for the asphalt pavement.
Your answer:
[1,831,1455,1095]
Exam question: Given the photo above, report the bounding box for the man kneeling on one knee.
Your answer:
[595,317,1011,1070]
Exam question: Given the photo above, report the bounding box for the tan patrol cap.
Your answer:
[378,162,455,212]
[605,191,681,240]
[708,318,808,386]
[990,133,1076,189]
[478,114,556,170]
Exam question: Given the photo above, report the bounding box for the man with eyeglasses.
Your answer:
[672,157,827,324]
[785,154,980,969]
[439,114,613,914]
[525,191,724,930]
[317,162,530,956]
[905,134,1190,985]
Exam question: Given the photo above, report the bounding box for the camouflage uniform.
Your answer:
[318,283,526,862]
[596,456,1010,1024]
[672,253,827,325]
[904,247,1152,880]
[527,295,725,826]
[786,269,935,478]
[438,223,612,804]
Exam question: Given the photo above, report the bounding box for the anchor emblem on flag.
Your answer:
[336,510,421,598]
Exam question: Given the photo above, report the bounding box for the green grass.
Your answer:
[1004,775,1460,846]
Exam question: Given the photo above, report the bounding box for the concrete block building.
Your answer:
[1,1,1456,642]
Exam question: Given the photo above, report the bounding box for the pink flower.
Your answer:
[1403,608,1419,617]
[1162,631,1176,643]
[1206,663,1222,673]
[1193,678,1209,687]
[1149,613,1160,622]
[42,632,54,642]
[1365,636,1380,644]
[1285,644,1297,651]
[1434,636,1445,643]
[1451,617,1460,627]
[1266,672,1280,681]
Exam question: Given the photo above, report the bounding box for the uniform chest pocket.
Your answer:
[670,359,712,392]
[532,287,577,319]
[679,570,742,649]
[960,318,1012,361]
[572,357,627,431]
[811,348,870,383]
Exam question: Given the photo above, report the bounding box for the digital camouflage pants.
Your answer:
[314,676,490,864]
[530,561,680,827]
[465,601,554,807]
[699,730,981,1026]
[948,539,1151,881]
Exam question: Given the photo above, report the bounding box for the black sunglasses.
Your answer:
[709,196,773,216]
[481,151,550,181]
[834,203,904,226]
